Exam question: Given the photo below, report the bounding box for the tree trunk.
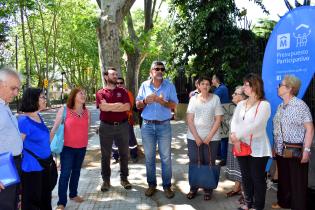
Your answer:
[97,0,135,87]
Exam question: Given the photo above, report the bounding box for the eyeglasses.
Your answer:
[116,82,124,85]
[153,67,165,72]
[232,92,243,96]
[278,83,287,88]
[39,96,47,100]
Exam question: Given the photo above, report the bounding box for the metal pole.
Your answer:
[15,35,18,71]
[61,73,64,104]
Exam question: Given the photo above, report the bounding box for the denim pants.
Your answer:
[57,146,86,206]
[187,139,219,193]
[141,121,172,188]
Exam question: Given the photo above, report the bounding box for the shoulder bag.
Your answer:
[189,145,220,189]
[50,105,67,154]
[232,101,261,156]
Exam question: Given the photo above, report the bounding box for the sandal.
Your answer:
[271,203,282,209]
[204,193,212,201]
[186,191,197,199]
[226,189,241,197]
[238,194,245,204]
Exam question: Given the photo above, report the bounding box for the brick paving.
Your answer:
[52,120,279,210]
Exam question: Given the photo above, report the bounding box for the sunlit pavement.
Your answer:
[51,120,279,210]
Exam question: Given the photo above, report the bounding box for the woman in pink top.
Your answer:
[51,88,90,210]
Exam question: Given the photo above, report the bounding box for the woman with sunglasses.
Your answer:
[51,88,90,210]
[271,75,313,210]
[230,73,272,210]
[18,88,52,210]
[225,86,247,202]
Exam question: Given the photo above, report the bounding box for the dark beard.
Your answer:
[106,78,116,85]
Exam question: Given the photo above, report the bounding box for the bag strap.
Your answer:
[248,101,261,146]
[61,105,67,124]
[196,144,213,167]
[207,144,213,167]
[24,148,42,160]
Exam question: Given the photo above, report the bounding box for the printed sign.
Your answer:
[262,6,315,170]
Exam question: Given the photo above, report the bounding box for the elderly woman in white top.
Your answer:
[186,75,223,201]
[271,75,313,210]
[230,73,272,210]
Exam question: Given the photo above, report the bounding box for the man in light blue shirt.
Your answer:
[136,61,178,199]
[0,67,22,210]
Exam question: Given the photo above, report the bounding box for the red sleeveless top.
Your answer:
[64,108,89,148]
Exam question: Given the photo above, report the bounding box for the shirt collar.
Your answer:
[0,98,6,105]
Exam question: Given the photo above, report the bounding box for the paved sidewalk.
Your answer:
[52,120,279,210]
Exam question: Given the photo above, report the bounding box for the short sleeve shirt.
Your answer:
[18,115,51,172]
[186,94,223,141]
[96,87,129,122]
[136,79,179,121]
[273,97,313,155]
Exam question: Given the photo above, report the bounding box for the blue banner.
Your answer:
[262,6,315,170]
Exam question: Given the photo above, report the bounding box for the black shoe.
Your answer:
[101,180,110,192]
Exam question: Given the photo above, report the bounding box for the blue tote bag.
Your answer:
[50,106,67,154]
[0,152,20,187]
[188,145,220,189]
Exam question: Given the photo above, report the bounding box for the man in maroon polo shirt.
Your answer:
[96,67,131,192]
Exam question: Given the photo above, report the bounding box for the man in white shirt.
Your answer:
[0,67,22,210]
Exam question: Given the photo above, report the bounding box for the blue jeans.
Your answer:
[141,121,172,188]
[217,137,228,161]
[57,146,86,206]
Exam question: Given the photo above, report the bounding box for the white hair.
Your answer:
[0,67,22,83]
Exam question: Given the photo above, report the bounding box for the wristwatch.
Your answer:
[304,147,311,153]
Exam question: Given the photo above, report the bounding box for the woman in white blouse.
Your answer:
[230,73,272,210]
[186,76,223,201]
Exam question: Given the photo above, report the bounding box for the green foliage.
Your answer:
[169,0,271,88]
[3,0,101,98]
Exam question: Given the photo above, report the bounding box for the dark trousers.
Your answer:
[276,155,308,210]
[57,146,86,207]
[187,139,219,193]
[217,137,228,161]
[21,168,52,210]
[99,121,129,181]
[112,124,138,160]
[0,157,21,210]
[237,156,269,210]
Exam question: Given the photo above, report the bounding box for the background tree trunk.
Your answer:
[97,0,135,87]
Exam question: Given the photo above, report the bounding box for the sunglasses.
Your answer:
[232,92,242,96]
[153,67,165,72]
[278,83,288,88]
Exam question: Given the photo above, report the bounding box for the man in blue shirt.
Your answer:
[136,61,178,199]
[0,67,22,210]
[212,73,230,166]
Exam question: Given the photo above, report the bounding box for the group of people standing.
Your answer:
[0,67,90,210]
[0,63,314,210]
[189,73,313,210]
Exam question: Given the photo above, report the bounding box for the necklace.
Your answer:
[243,99,257,120]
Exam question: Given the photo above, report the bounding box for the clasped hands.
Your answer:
[144,93,166,105]
[195,136,212,147]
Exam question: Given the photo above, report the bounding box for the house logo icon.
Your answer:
[277,33,290,50]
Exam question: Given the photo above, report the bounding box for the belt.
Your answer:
[143,119,170,124]
[101,119,127,126]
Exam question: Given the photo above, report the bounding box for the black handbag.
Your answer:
[24,148,58,191]
[188,145,220,189]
